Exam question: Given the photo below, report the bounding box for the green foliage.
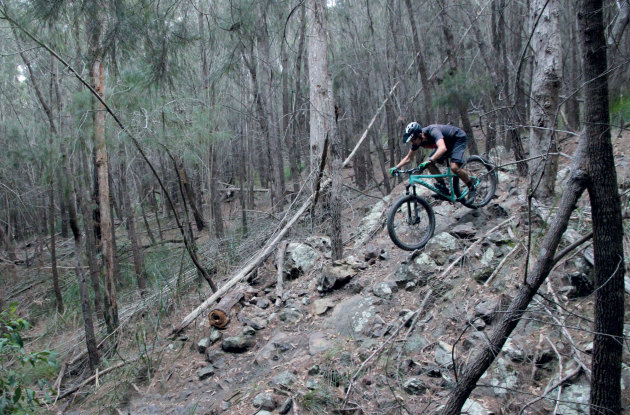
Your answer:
[433,71,488,110]
[300,387,337,415]
[611,94,630,126]
[0,304,57,414]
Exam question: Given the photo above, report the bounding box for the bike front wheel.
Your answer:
[387,195,435,251]
[454,156,497,209]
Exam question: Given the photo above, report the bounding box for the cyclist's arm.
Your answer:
[428,138,447,162]
[395,148,416,168]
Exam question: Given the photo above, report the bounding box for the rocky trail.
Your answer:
[53,136,630,415]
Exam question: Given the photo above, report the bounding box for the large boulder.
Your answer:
[254,331,294,364]
[425,232,461,265]
[325,295,379,337]
[352,197,391,249]
[556,379,590,415]
[317,261,356,292]
[284,242,320,279]
[390,253,439,290]
[305,235,332,256]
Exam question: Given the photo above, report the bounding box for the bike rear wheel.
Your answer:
[387,195,435,251]
[454,156,497,208]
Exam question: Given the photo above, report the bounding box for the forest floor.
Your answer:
[3,128,630,415]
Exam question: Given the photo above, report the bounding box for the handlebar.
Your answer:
[394,167,424,176]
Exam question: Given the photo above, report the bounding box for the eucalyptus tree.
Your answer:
[528,0,562,200]
[579,0,626,412]
[86,0,118,332]
[308,0,343,260]
[404,0,434,125]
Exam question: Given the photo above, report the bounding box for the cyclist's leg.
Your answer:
[426,149,447,186]
[427,163,441,175]
[451,160,470,184]
[450,137,471,187]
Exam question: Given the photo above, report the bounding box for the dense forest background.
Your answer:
[0,0,629,413]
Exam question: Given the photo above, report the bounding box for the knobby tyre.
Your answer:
[387,195,435,251]
[454,156,497,208]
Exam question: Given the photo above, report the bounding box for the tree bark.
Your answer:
[404,0,433,123]
[208,291,244,329]
[528,0,562,200]
[48,171,64,314]
[80,150,103,320]
[179,163,206,232]
[119,146,147,295]
[437,0,479,155]
[579,1,625,413]
[308,0,343,259]
[308,0,332,174]
[89,7,119,332]
[66,157,100,372]
[290,2,307,189]
[208,143,225,239]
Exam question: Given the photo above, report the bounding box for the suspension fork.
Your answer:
[404,184,419,222]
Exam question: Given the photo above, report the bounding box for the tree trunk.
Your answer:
[119,146,147,295]
[139,199,156,246]
[179,163,205,232]
[208,144,224,239]
[330,158,343,260]
[437,0,479,155]
[80,151,103,319]
[281,28,300,200]
[14,25,64,313]
[565,14,581,132]
[579,1,625,413]
[441,139,589,414]
[48,174,64,314]
[208,291,244,329]
[260,24,285,212]
[291,3,307,189]
[308,0,332,174]
[59,192,69,239]
[370,128,391,195]
[66,156,100,372]
[468,3,504,154]
[89,11,119,332]
[235,123,248,238]
[528,0,562,200]
[404,0,433,123]
[308,0,343,259]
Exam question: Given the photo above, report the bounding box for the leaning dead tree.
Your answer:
[441,122,589,415]
[170,80,401,335]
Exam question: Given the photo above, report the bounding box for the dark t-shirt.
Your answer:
[411,124,467,151]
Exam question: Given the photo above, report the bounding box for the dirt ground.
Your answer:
[2,127,629,414]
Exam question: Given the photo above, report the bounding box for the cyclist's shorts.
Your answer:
[429,136,468,164]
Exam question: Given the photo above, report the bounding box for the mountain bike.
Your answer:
[387,155,497,251]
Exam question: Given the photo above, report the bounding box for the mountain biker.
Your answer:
[389,122,476,200]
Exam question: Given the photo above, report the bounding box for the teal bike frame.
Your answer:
[405,164,473,203]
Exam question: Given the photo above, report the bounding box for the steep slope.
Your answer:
[68,155,628,415]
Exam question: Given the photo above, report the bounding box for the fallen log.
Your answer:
[276,241,288,306]
[170,80,401,336]
[208,291,243,329]
[170,193,314,336]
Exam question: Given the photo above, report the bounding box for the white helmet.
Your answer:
[402,122,422,143]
